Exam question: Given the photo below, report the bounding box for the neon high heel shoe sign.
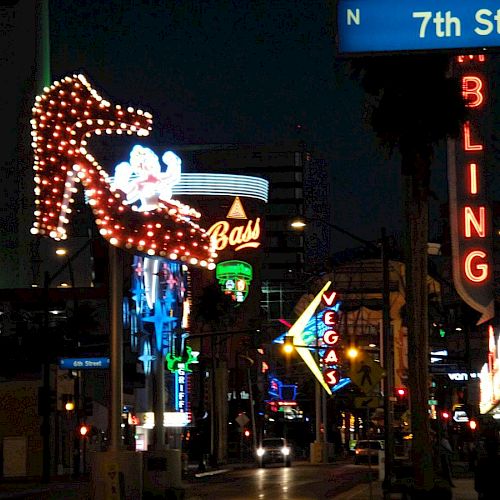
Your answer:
[30,74,217,269]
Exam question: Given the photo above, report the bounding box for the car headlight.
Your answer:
[257,448,265,457]
[281,447,290,456]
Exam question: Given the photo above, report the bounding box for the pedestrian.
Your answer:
[439,433,454,488]
[474,438,500,499]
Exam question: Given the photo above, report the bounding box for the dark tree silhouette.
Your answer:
[347,54,467,494]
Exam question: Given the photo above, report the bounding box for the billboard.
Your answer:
[337,1,500,54]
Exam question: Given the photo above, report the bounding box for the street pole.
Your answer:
[109,245,123,452]
[381,228,395,495]
[41,271,51,482]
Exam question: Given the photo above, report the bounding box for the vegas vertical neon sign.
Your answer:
[448,54,494,324]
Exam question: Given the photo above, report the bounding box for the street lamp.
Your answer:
[290,217,394,486]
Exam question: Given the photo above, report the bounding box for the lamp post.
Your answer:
[290,218,394,484]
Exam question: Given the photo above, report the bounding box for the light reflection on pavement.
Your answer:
[186,463,372,499]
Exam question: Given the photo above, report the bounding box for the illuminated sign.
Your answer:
[130,256,187,355]
[138,339,156,376]
[480,326,500,414]
[136,412,190,428]
[172,173,269,203]
[268,377,297,401]
[30,74,216,269]
[216,260,253,304]
[207,197,261,252]
[448,55,494,324]
[175,367,191,423]
[285,282,344,395]
[166,346,199,373]
[337,1,500,54]
[320,292,341,389]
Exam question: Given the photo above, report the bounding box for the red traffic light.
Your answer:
[79,424,89,437]
[441,411,450,420]
[396,388,407,397]
[469,420,477,431]
[244,429,251,437]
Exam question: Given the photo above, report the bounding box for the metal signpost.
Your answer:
[337,1,500,54]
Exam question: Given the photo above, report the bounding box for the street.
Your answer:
[186,462,377,500]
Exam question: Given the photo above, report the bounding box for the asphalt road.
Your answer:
[185,462,377,500]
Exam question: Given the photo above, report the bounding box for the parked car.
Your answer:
[256,437,292,467]
[354,440,384,464]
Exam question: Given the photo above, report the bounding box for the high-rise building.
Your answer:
[169,142,332,323]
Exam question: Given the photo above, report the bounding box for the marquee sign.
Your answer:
[448,55,494,324]
[337,1,500,54]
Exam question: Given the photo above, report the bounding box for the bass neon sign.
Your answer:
[448,55,494,324]
[206,197,261,252]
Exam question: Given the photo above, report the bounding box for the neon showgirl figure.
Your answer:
[112,145,198,218]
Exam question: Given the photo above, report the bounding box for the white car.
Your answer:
[354,440,384,464]
[256,437,292,467]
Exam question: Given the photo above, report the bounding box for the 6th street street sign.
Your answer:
[337,1,500,54]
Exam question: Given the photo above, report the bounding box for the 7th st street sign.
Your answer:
[337,1,500,54]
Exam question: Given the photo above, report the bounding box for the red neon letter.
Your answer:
[324,369,339,386]
[468,163,478,195]
[463,122,483,151]
[464,206,486,238]
[322,310,338,326]
[462,76,484,108]
[322,291,337,306]
[464,250,489,282]
[323,348,338,364]
[323,330,339,345]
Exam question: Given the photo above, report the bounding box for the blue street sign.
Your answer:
[59,357,110,370]
[337,1,500,54]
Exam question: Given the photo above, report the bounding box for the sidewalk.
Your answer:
[339,477,477,499]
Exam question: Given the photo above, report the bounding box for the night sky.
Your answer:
[47,0,467,250]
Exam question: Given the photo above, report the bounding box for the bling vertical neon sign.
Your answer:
[448,54,494,324]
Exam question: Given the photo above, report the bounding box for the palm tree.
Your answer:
[348,54,467,494]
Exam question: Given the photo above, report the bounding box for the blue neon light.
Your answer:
[337,1,500,54]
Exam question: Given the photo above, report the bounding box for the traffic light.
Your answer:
[396,388,408,398]
[244,428,251,438]
[468,419,477,431]
[62,394,75,411]
[441,410,450,421]
[78,423,90,437]
[37,387,57,415]
[83,396,93,416]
